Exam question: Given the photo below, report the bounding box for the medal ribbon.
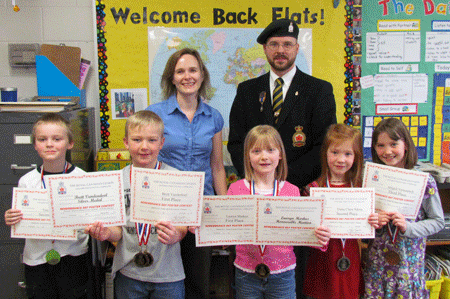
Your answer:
[251,179,279,256]
[41,161,68,189]
[41,161,68,263]
[326,177,352,258]
[387,221,399,244]
[130,162,161,248]
[135,222,151,246]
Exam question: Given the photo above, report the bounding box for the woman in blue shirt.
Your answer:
[147,48,227,299]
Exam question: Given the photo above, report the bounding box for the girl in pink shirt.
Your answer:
[227,125,330,299]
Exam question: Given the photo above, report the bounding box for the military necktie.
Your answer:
[273,77,284,123]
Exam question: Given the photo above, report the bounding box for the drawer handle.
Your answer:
[11,164,37,170]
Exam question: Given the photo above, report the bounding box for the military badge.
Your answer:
[292,126,306,147]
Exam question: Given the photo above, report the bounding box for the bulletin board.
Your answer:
[96,0,352,148]
[359,0,450,164]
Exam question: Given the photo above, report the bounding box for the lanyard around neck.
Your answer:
[251,179,278,255]
[130,162,161,245]
[41,161,68,189]
[326,176,352,250]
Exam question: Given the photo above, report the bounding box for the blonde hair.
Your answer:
[124,110,164,139]
[32,113,73,145]
[243,125,288,182]
[316,124,363,187]
[161,48,212,100]
[371,118,417,169]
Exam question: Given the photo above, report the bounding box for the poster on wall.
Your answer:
[360,0,450,163]
[111,88,148,119]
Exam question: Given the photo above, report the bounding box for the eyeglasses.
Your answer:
[266,41,297,51]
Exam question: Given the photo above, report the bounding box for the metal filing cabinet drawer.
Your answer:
[0,124,40,185]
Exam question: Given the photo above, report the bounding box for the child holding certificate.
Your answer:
[85,110,188,299]
[301,124,379,299]
[363,118,445,298]
[4,113,90,298]
[227,125,330,299]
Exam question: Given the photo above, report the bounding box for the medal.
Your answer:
[251,180,279,279]
[134,252,147,267]
[41,163,68,265]
[337,239,351,271]
[255,263,270,278]
[259,91,266,112]
[386,222,401,266]
[337,255,351,271]
[131,164,159,268]
[46,249,61,265]
[385,250,401,266]
[134,223,153,267]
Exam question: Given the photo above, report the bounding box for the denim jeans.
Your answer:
[114,271,185,299]
[235,267,296,299]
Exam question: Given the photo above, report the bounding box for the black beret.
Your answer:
[257,19,299,44]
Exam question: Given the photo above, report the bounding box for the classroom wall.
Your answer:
[0,0,100,150]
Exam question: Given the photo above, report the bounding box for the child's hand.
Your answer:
[314,226,331,247]
[378,211,390,227]
[388,212,407,234]
[368,213,380,229]
[155,221,186,245]
[4,209,22,226]
[84,221,112,241]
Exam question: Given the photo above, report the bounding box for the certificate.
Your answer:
[130,167,204,225]
[310,188,375,238]
[363,162,428,219]
[196,196,256,246]
[11,188,76,240]
[45,170,126,228]
[196,196,325,247]
[255,196,324,246]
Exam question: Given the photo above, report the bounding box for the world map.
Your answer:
[149,28,311,127]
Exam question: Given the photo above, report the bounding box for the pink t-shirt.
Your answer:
[227,179,300,274]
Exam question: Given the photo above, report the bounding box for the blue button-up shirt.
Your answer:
[147,95,224,195]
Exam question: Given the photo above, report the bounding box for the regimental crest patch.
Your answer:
[292,126,306,147]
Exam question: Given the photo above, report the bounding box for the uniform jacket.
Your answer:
[228,67,337,188]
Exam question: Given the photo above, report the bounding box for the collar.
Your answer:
[166,94,210,116]
[269,67,296,91]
